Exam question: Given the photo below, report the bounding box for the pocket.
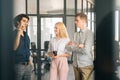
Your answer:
[28,64,34,71]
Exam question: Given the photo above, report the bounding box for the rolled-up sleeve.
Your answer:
[66,31,94,55]
[75,32,94,55]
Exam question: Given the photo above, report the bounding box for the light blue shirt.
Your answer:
[66,28,94,67]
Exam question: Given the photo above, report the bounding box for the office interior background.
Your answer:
[13,0,95,49]
[1,0,120,80]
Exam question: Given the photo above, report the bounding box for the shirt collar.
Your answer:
[79,27,87,33]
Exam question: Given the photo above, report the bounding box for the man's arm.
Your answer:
[66,31,93,55]
[13,30,23,50]
[75,32,94,55]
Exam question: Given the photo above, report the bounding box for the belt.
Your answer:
[18,62,29,65]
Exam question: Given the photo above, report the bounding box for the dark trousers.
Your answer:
[14,63,33,80]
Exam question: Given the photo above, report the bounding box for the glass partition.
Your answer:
[41,17,62,49]
[66,16,75,39]
[28,16,37,48]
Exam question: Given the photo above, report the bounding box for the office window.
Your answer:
[28,16,37,47]
[66,16,75,39]
[115,10,119,41]
[41,18,62,49]
[40,0,64,14]
[66,0,75,15]
[83,0,87,12]
[77,0,82,13]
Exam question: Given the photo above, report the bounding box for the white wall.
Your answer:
[13,0,26,17]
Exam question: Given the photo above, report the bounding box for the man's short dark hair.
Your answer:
[75,12,87,21]
[14,14,29,28]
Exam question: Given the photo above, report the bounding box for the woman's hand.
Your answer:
[48,52,60,59]
[48,52,54,58]
[52,53,71,59]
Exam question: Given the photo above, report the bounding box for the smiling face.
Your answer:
[54,22,68,38]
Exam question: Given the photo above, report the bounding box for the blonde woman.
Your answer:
[47,22,71,80]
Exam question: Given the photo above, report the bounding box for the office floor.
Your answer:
[31,64,75,80]
[31,64,94,80]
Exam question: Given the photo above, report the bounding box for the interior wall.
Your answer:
[13,0,25,17]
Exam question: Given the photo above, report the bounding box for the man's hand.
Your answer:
[68,41,75,46]
[17,29,23,36]
[77,44,84,48]
[29,56,33,65]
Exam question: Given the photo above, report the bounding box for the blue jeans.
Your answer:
[14,63,33,80]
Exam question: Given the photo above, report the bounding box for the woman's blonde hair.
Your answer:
[55,22,69,38]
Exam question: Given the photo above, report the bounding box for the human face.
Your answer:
[75,16,85,30]
[18,17,29,30]
[54,25,59,36]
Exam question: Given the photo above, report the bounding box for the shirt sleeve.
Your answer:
[64,38,72,55]
[75,32,94,55]
[65,33,77,52]
[66,31,94,55]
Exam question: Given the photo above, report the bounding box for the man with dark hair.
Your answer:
[66,12,94,80]
[13,14,33,80]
